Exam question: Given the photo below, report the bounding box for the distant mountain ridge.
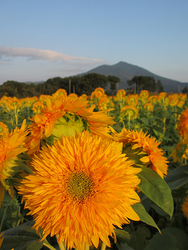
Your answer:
[84,61,188,92]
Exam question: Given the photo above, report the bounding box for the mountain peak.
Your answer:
[85,61,188,92]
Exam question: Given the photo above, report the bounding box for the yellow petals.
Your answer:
[19,131,141,250]
[140,156,150,163]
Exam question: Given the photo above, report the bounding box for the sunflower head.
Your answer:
[0,120,28,207]
[144,102,153,112]
[0,122,9,136]
[112,128,168,178]
[177,108,188,140]
[120,105,138,119]
[19,131,141,250]
[27,95,115,154]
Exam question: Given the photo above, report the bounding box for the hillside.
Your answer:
[84,61,188,92]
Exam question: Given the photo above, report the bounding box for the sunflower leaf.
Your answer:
[132,203,161,233]
[114,229,131,243]
[0,221,43,250]
[144,227,188,250]
[137,168,174,217]
[164,165,188,190]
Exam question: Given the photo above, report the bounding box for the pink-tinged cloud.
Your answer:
[0,46,104,63]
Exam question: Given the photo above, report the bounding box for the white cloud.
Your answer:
[0,46,104,64]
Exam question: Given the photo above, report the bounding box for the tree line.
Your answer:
[0,74,120,98]
[0,73,166,98]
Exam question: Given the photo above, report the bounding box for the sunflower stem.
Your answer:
[101,242,106,250]
[58,241,66,250]
[0,202,8,231]
[43,239,57,250]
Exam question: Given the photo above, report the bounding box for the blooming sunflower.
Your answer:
[182,195,188,219]
[144,102,153,112]
[27,95,115,154]
[0,122,9,136]
[111,128,168,178]
[19,131,141,250]
[120,105,138,119]
[0,120,28,207]
[177,108,188,140]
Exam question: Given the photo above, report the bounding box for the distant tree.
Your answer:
[127,76,163,93]
[182,86,188,94]
[108,75,120,95]
[156,80,164,93]
[72,73,109,95]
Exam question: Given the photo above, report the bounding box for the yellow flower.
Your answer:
[139,90,149,98]
[116,89,126,100]
[127,95,138,106]
[0,120,28,207]
[182,195,188,219]
[0,122,9,136]
[177,108,188,140]
[144,102,153,112]
[32,101,44,114]
[112,128,168,178]
[27,95,115,154]
[52,88,67,98]
[121,105,138,119]
[19,131,141,250]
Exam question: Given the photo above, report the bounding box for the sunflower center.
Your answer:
[66,171,93,201]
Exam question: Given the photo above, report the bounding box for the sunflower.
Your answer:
[19,131,141,250]
[177,108,188,140]
[182,195,188,219]
[0,122,9,136]
[111,128,168,178]
[120,105,138,119]
[0,120,28,207]
[32,101,44,114]
[27,95,115,154]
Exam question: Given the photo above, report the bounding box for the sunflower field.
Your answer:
[0,88,188,250]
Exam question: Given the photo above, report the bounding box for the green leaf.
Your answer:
[116,242,134,250]
[132,203,161,233]
[0,221,43,250]
[114,229,131,243]
[137,168,174,217]
[144,227,188,250]
[165,165,188,190]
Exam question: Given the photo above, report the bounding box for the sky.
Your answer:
[0,0,188,85]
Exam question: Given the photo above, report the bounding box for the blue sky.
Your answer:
[0,0,188,85]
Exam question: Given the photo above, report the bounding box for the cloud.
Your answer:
[0,46,104,64]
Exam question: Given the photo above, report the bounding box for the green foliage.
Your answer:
[137,168,174,217]
[0,221,44,250]
[127,76,164,93]
[0,73,110,98]
[132,203,160,233]
[144,227,188,250]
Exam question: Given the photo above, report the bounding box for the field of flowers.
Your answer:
[0,88,188,250]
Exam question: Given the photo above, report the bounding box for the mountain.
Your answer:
[84,61,188,92]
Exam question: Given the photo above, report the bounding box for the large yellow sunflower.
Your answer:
[0,120,28,207]
[19,131,141,250]
[111,128,168,178]
[27,95,115,154]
